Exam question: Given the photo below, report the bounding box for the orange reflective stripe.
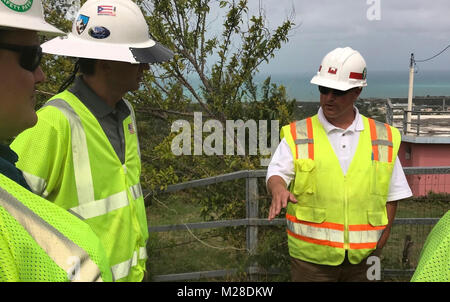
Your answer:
[306,117,314,160]
[384,123,393,163]
[287,229,344,248]
[349,224,386,231]
[349,242,378,250]
[368,118,378,161]
[290,122,298,160]
[286,213,345,231]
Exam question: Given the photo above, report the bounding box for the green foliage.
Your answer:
[132,0,296,222]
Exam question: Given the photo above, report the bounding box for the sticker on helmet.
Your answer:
[97,5,116,16]
[88,26,110,39]
[76,14,90,35]
[362,67,367,80]
[1,0,33,12]
[328,67,338,74]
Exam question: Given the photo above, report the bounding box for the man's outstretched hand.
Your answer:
[267,176,297,221]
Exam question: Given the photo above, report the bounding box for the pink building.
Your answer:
[398,136,450,196]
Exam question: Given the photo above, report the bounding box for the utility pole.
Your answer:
[407,53,415,134]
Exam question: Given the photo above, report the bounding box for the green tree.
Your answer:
[132,0,296,188]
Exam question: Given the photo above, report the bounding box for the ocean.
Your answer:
[254,69,450,102]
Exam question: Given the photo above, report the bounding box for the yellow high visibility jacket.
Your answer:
[411,210,450,282]
[11,90,148,282]
[0,173,113,282]
[281,114,400,265]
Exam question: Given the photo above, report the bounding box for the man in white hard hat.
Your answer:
[11,0,173,282]
[0,0,113,281]
[266,47,413,281]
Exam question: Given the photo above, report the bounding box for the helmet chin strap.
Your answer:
[58,60,80,93]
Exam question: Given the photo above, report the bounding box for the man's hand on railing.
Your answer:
[267,176,297,221]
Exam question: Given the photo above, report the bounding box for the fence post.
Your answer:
[246,176,259,254]
[246,175,259,278]
[417,112,420,136]
[403,110,407,135]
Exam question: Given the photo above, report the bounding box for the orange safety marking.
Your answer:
[287,229,344,248]
[368,118,378,161]
[290,122,298,160]
[384,123,393,163]
[348,224,386,231]
[286,213,345,231]
[306,117,314,160]
[349,242,378,250]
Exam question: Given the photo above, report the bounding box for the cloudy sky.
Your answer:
[239,0,450,74]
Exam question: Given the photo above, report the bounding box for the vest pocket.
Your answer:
[295,206,326,223]
[292,159,316,196]
[371,161,394,197]
[367,210,388,226]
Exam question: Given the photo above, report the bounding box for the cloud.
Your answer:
[248,0,450,73]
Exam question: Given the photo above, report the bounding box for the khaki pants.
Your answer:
[291,250,382,282]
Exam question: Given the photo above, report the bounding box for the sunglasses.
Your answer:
[318,85,349,96]
[0,43,43,72]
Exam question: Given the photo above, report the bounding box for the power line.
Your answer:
[415,44,450,63]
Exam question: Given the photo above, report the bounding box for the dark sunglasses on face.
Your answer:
[318,85,349,96]
[0,43,43,72]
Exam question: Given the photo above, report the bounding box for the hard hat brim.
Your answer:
[41,33,174,64]
[310,74,367,91]
[0,14,64,36]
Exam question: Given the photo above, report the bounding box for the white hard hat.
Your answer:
[0,0,64,36]
[41,0,173,64]
[310,47,367,91]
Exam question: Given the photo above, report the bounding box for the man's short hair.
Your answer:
[78,58,96,76]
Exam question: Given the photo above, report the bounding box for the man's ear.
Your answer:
[353,87,362,98]
[96,60,111,73]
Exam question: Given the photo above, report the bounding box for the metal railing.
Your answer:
[402,110,450,136]
[146,167,450,281]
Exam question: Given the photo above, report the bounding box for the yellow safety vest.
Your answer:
[411,210,450,282]
[11,90,148,281]
[281,114,400,265]
[0,173,113,282]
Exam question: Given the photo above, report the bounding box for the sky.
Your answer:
[238,0,450,74]
[65,0,450,74]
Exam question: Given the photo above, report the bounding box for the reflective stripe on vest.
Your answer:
[124,100,141,161]
[368,118,393,163]
[0,187,103,282]
[68,184,142,220]
[292,117,393,163]
[21,171,49,198]
[286,213,385,250]
[44,99,139,220]
[111,247,147,281]
[44,99,95,206]
[291,117,314,160]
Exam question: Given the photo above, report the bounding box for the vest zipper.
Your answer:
[344,176,349,250]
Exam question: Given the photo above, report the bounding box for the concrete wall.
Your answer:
[398,142,450,196]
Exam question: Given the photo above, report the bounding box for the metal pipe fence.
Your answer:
[146,167,450,282]
[402,110,450,136]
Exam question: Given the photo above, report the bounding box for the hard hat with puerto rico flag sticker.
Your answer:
[0,0,64,36]
[310,47,367,91]
[41,0,174,64]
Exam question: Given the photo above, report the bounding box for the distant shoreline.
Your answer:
[295,95,450,104]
